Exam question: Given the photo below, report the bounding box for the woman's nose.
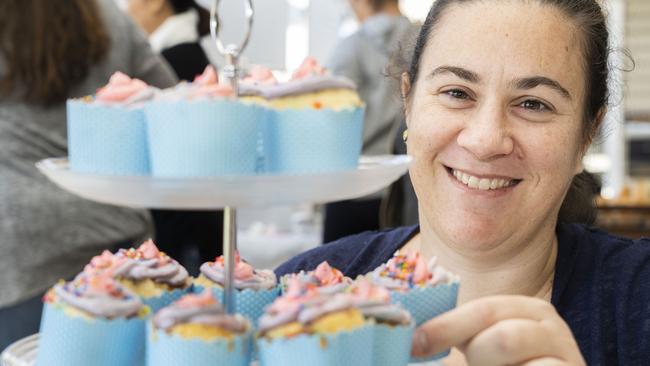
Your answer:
[456,103,514,161]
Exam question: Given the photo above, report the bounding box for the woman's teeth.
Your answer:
[452,169,514,190]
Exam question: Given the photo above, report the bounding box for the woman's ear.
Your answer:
[401,72,411,122]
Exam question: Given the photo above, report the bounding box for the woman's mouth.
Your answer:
[445,166,521,191]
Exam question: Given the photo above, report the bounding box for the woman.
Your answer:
[125,0,223,274]
[323,0,417,242]
[125,0,211,81]
[0,0,176,349]
[277,0,650,364]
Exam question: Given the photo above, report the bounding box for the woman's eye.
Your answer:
[444,89,470,100]
[519,99,550,112]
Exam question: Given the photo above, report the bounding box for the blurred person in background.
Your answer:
[0,0,176,349]
[122,0,223,274]
[323,0,418,241]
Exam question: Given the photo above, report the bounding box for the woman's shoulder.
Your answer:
[274,225,419,278]
[556,225,650,364]
[559,223,650,263]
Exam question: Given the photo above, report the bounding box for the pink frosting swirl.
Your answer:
[200,252,277,290]
[153,290,249,333]
[243,65,277,85]
[51,272,143,318]
[313,261,344,285]
[191,65,234,98]
[83,240,189,287]
[291,57,327,80]
[96,72,151,103]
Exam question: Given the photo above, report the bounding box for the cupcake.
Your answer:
[368,250,459,361]
[194,253,278,327]
[145,65,266,177]
[280,261,352,295]
[68,72,156,175]
[37,273,148,366]
[257,277,373,366]
[147,290,252,366]
[84,240,191,312]
[349,279,414,366]
[241,57,365,174]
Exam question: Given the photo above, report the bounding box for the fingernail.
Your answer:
[411,329,429,356]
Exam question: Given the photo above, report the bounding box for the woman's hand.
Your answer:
[411,295,586,366]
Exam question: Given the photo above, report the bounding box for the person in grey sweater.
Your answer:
[323,0,418,241]
[0,0,176,349]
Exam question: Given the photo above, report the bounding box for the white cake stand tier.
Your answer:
[36,155,411,209]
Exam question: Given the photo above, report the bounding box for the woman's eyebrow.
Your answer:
[513,76,572,100]
[426,66,480,83]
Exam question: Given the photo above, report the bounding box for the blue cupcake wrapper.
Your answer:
[372,322,415,366]
[258,323,374,366]
[142,286,191,313]
[36,302,146,366]
[67,100,150,175]
[390,282,459,362]
[194,285,279,328]
[266,107,364,174]
[144,100,265,177]
[146,321,252,366]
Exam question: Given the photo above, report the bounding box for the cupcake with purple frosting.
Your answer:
[147,290,252,366]
[280,260,352,295]
[240,57,365,174]
[257,276,373,366]
[368,250,459,361]
[84,240,191,312]
[37,273,148,366]
[349,279,414,366]
[194,253,278,327]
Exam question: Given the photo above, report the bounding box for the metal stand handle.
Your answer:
[210,0,254,314]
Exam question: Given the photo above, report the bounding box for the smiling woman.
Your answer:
[276,0,650,365]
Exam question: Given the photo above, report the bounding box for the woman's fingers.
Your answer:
[411,295,563,357]
[461,319,584,366]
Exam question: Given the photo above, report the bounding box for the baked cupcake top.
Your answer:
[258,275,362,336]
[46,272,143,318]
[199,253,277,291]
[92,71,156,105]
[84,240,190,288]
[369,250,457,291]
[239,58,362,110]
[348,279,411,325]
[152,290,248,335]
[157,65,234,101]
[281,261,351,295]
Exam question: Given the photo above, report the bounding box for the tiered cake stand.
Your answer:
[0,156,410,366]
[1,1,413,365]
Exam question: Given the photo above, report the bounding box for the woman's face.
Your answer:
[406,1,588,253]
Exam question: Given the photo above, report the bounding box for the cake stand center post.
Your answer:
[209,0,253,315]
[223,206,237,314]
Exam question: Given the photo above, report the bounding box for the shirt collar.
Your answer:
[149,9,199,53]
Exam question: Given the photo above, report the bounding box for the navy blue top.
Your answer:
[276,223,650,365]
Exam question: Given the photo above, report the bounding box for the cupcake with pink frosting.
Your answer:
[37,272,149,366]
[67,71,157,175]
[194,252,278,327]
[280,261,352,296]
[147,290,252,366]
[145,65,266,176]
[84,239,191,312]
[243,57,365,174]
